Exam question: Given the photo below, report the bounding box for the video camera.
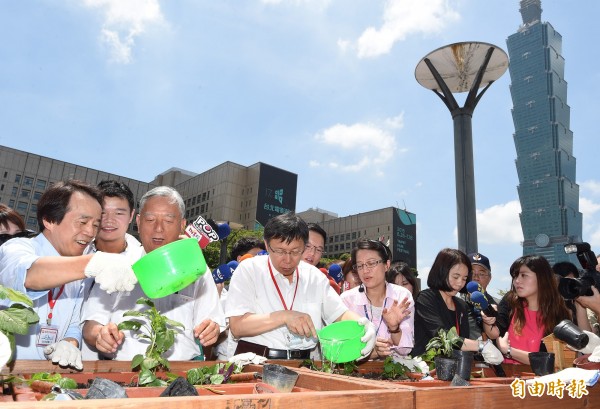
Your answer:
[558,242,600,300]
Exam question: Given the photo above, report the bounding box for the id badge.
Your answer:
[36,324,59,347]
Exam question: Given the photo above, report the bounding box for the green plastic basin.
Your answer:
[132,238,207,298]
[318,320,366,363]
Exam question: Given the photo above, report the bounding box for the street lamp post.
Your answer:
[415,42,508,254]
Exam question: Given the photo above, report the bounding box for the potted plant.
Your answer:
[117,297,185,386]
[423,326,461,381]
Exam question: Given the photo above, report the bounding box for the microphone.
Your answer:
[217,223,231,240]
[212,261,239,284]
[257,250,268,256]
[184,215,220,248]
[328,264,344,284]
[470,291,498,318]
[358,284,365,293]
[466,281,483,294]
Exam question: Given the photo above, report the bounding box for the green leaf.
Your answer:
[136,298,155,308]
[141,357,159,371]
[138,369,156,386]
[186,368,200,385]
[210,374,224,385]
[164,318,185,329]
[157,356,170,371]
[131,354,144,370]
[117,320,143,331]
[0,309,34,335]
[122,311,145,317]
[0,286,34,307]
[56,377,78,389]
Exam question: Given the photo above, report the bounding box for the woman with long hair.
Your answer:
[386,262,419,299]
[341,238,413,359]
[412,248,503,364]
[482,255,572,365]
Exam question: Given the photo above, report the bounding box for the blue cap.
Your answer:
[467,253,491,272]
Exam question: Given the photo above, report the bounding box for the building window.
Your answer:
[192,197,196,205]
[35,179,47,190]
[24,177,33,187]
[30,204,37,214]
[17,201,28,212]
[20,189,30,198]
[3,171,7,178]
[207,191,210,200]
[200,204,205,213]
[33,191,42,201]
[11,187,17,197]
[15,174,21,183]
[8,199,15,207]
[27,216,37,228]
[202,192,207,202]
[0,184,3,191]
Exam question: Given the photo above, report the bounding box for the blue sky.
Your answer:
[1,0,599,298]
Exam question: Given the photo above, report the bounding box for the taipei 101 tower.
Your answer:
[507,0,583,264]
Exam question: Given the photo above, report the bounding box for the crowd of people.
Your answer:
[1,178,600,371]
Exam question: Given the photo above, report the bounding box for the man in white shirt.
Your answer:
[226,212,375,360]
[82,186,225,361]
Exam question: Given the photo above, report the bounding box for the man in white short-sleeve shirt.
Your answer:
[226,212,376,360]
[82,186,225,361]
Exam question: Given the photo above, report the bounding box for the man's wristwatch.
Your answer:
[478,339,485,353]
[504,344,512,359]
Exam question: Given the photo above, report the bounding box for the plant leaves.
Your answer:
[138,369,156,386]
[56,377,78,389]
[136,298,155,308]
[122,311,144,317]
[131,354,144,370]
[117,320,143,331]
[0,286,34,307]
[164,318,185,329]
[210,374,224,385]
[0,306,39,335]
[141,357,159,371]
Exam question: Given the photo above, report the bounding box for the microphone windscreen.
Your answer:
[466,281,482,294]
[257,250,268,256]
[239,253,254,262]
[227,260,239,272]
[217,223,231,240]
[184,215,220,248]
[328,264,343,283]
[470,291,489,310]
[212,264,233,284]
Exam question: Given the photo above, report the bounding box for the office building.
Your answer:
[0,145,297,233]
[298,207,417,269]
[507,0,582,264]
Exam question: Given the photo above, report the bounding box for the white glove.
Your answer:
[588,345,600,363]
[357,317,376,359]
[576,331,600,355]
[481,340,504,365]
[44,340,83,370]
[84,252,137,294]
[0,331,11,371]
[228,352,267,367]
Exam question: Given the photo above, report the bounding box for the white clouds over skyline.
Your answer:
[83,0,165,64]
[310,113,404,174]
[351,0,461,58]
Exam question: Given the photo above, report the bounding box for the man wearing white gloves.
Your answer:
[226,213,376,361]
[82,186,225,361]
[0,180,137,370]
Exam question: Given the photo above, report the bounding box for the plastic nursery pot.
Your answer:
[132,238,207,298]
[452,350,474,381]
[318,320,366,363]
[262,364,299,393]
[528,352,555,376]
[434,356,458,381]
[553,319,589,350]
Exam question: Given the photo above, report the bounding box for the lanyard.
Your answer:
[47,285,65,325]
[363,297,388,336]
[267,259,299,311]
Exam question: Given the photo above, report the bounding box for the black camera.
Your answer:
[557,242,600,300]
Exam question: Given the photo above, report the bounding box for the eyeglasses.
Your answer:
[267,244,305,258]
[472,272,490,278]
[353,259,384,272]
[304,243,324,255]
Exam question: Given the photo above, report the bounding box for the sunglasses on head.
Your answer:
[0,230,37,245]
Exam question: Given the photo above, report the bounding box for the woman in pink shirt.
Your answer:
[482,255,571,365]
[340,239,414,359]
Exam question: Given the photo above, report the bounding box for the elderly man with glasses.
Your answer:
[465,252,497,339]
[226,212,376,360]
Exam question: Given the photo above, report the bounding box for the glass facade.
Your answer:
[507,2,582,264]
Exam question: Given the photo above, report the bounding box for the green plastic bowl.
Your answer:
[318,320,366,363]
[132,238,207,298]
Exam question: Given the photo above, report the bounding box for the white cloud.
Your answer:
[581,180,600,197]
[349,0,460,59]
[83,0,165,64]
[580,197,600,216]
[311,113,404,173]
[476,200,523,245]
[260,0,331,9]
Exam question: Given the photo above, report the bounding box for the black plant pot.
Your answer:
[434,356,458,381]
[452,350,474,380]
